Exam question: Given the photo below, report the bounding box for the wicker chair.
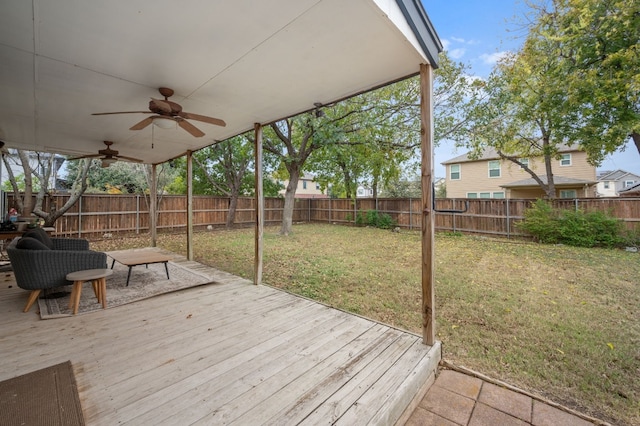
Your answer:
[7,232,107,312]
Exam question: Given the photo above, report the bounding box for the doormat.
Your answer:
[38,261,213,319]
[0,361,84,426]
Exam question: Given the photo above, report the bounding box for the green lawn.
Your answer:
[92,224,640,426]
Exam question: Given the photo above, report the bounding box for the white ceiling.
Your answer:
[0,0,441,165]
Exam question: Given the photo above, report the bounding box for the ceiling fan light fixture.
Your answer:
[101,157,117,167]
[153,117,175,129]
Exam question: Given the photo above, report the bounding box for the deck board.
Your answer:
[0,248,440,425]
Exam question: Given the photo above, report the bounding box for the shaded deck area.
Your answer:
[0,249,440,425]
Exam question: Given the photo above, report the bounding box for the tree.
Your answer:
[3,149,91,226]
[531,0,640,161]
[191,135,254,228]
[264,115,335,235]
[66,160,150,194]
[454,23,580,199]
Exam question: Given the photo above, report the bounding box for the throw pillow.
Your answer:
[23,227,53,249]
[16,237,51,250]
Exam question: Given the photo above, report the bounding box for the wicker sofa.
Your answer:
[7,228,107,312]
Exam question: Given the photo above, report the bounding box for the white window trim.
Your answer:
[493,192,505,199]
[560,154,572,166]
[519,158,529,169]
[624,180,635,188]
[488,160,501,178]
[450,164,461,180]
[466,192,477,198]
[479,192,491,199]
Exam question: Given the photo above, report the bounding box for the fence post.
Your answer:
[453,199,457,233]
[78,195,82,238]
[136,195,140,234]
[506,199,510,239]
[354,198,357,226]
[575,198,579,211]
[329,198,332,224]
[409,198,412,230]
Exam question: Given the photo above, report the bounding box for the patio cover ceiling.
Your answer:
[0,0,441,165]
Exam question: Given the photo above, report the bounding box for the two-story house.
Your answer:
[441,146,597,199]
[595,170,640,197]
[278,174,328,199]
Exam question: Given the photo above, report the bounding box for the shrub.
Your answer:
[516,199,560,244]
[355,209,397,230]
[517,200,624,248]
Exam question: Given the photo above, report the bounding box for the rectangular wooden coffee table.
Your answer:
[109,252,171,286]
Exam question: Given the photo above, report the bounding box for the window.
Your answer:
[488,160,501,178]
[467,192,477,198]
[624,180,635,188]
[519,158,529,169]
[559,189,576,199]
[450,164,460,180]
[493,192,505,199]
[603,182,610,189]
[479,192,491,198]
[316,183,320,190]
[303,181,307,190]
[560,154,571,166]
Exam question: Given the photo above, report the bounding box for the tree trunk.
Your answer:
[226,193,239,229]
[371,175,378,199]
[280,169,300,235]
[632,132,640,156]
[542,138,555,199]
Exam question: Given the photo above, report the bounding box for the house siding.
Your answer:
[445,150,596,199]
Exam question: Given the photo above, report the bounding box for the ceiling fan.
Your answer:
[68,141,143,168]
[92,87,226,137]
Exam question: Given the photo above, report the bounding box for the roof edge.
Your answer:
[395,0,443,68]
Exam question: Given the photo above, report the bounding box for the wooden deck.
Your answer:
[0,249,441,425]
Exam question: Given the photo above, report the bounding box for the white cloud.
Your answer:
[448,48,466,59]
[479,51,509,65]
[441,39,451,50]
[451,36,466,43]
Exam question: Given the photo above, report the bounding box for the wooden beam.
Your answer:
[254,123,264,285]
[186,151,194,261]
[150,164,157,247]
[420,63,436,346]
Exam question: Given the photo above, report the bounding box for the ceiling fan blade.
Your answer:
[130,116,155,130]
[67,153,101,161]
[180,112,226,127]
[116,155,143,163]
[177,119,205,137]
[92,111,152,116]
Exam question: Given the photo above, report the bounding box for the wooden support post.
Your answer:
[254,123,264,285]
[420,63,436,346]
[186,151,194,261]
[150,164,157,247]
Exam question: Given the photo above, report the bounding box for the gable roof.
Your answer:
[441,145,581,165]
[597,169,640,181]
[0,0,442,165]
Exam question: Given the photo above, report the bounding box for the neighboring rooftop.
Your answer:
[500,175,596,188]
[442,145,581,165]
[597,169,640,181]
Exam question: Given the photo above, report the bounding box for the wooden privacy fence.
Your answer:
[5,193,640,238]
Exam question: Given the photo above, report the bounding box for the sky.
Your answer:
[421,0,640,178]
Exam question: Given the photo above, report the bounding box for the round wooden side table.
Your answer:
[66,268,113,315]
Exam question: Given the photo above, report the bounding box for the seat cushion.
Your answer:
[16,237,51,250]
[23,227,53,249]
